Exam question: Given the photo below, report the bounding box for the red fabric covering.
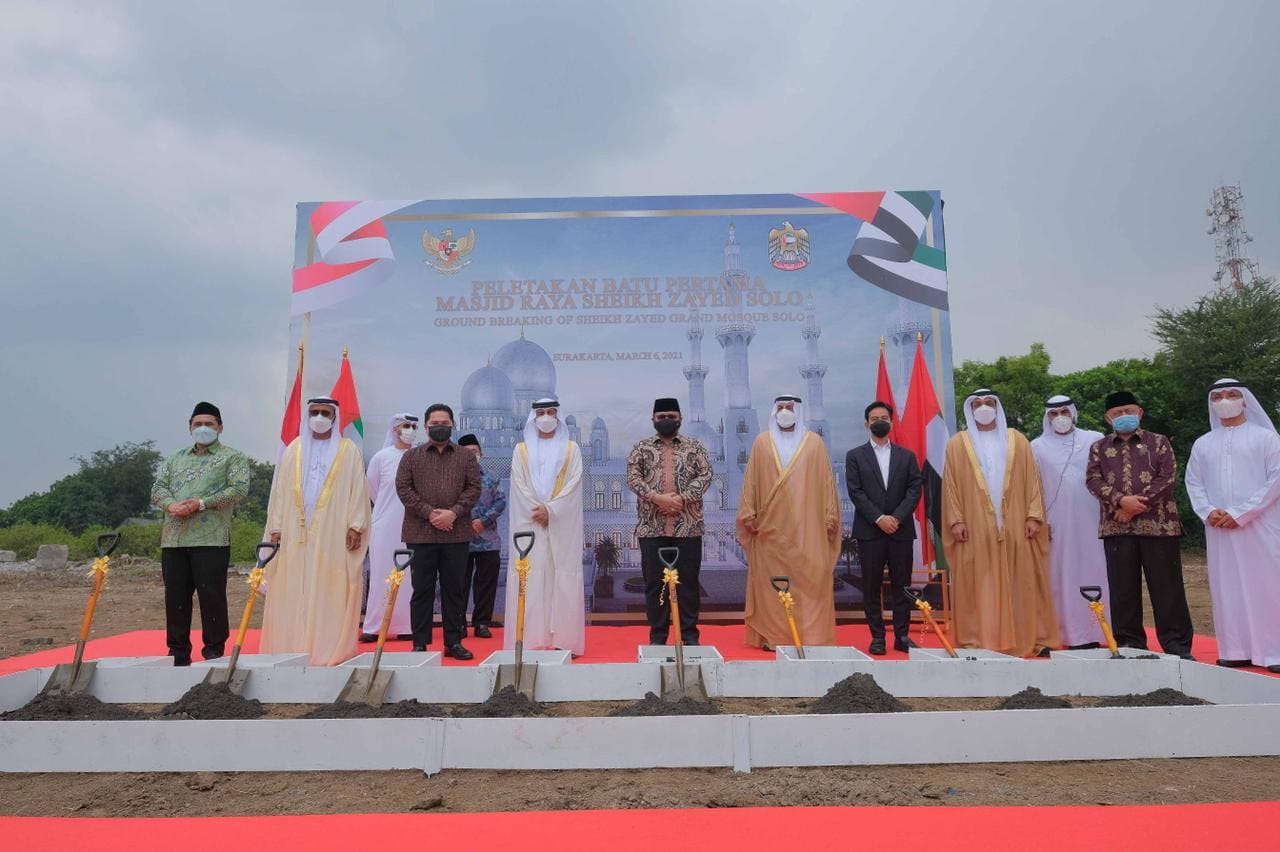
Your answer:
[2,624,1273,676]
[3,802,1278,851]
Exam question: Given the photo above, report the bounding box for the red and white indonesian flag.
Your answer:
[291,200,419,316]
[897,338,949,570]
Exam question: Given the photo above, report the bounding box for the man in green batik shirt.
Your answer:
[150,401,251,666]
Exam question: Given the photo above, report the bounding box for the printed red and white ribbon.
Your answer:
[291,200,419,316]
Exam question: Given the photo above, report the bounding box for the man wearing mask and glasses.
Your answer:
[1085,391,1193,658]
[360,413,419,643]
[626,397,713,646]
[151,401,250,666]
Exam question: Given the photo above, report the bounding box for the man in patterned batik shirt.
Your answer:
[151,401,250,666]
[625,397,713,645]
[1085,390,1194,658]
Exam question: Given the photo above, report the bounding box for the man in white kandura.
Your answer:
[503,398,585,656]
[264,397,371,665]
[1031,394,1109,648]
[360,412,418,642]
[1186,379,1280,672]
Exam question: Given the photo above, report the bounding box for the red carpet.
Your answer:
[3,802,1278,851]
[2,622,1274,676]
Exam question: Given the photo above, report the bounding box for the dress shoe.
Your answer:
[173,658,191,667]
[1268,664,1280,673]
[359,633,378,643]
[444,643,474,660]
[473,625,492,639]
[1178,654,1196,661]
[411,644,427,653]
[868,638,886,656]
[1067,642,1100,650]
[893,636,918,653]
[396,634,413,641]
[1217,658,1250,667]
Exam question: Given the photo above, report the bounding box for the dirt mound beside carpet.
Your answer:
[301,699,447,719]
[1097,688,1209,708]
[2,692,145,721]
[808,673,907,714]
[160,683,265,720]
[609,691,721,716]
[997,687,1073,710]
[453,685,549,718]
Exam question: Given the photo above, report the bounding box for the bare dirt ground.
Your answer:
[5,551,1277,816]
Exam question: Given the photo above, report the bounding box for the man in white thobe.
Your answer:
[503,398,585,656]
[1031,394,1109,648]
[360,413,418,642]
[1186,378,1280,672]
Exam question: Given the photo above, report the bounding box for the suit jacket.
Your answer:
[845,441,923,541]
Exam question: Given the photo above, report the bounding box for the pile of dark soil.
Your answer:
[301,699,446,719]
[609,691,721,717]
[1097,688,1210,708]
[807,673,908,714]
[997,687,1072,710]
[160,682,264,720]
[453,686,548,718]
[1,692,145,721]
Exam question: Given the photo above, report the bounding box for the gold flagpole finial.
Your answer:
[879,336,886,352]
[342,346,349,357]
[916,332,923,343]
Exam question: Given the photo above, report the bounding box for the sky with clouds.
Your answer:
[1,0,1277,506]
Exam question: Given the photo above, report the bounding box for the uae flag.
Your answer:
[279,342,304,450]
[330,349,364,450]
[897,337,948,569]
[875,337,900,429]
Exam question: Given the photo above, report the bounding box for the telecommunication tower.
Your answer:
[1206,184,1259,292]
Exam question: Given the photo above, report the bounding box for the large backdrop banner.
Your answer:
[289,193,957,620]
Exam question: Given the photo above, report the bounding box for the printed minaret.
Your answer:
[683,311,709,424]
[798,292,829,443]
[716,223,759,507]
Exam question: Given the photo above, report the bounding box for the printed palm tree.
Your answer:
[593,538,619,598]
[839,532,860,583]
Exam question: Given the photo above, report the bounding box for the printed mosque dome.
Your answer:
[492,335,556,395]
[461,364,516,413]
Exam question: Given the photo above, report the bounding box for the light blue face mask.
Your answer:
[192,425,219,446]
[1110,414,1140,434]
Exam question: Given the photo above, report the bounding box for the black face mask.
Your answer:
[428,425,453,443]
[654,419,680,437]
[869,420,892,439]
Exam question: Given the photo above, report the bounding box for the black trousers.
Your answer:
[408,542,470,647]
[639,536,702,646]
[161,546,230,664]
[1103,535,1194,655]
[858,536,914,640]
[463,549,500,628]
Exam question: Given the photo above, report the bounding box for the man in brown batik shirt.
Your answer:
[1085,390,1194,658]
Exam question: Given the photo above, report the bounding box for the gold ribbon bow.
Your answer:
[776,589,795,611]
[386,568,406,588]
[87,556,110,580]
[246,566,265,588]
[659,567,679,606]
[514,556,532,582]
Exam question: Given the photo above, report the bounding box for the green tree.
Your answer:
[236,459,276,524]
[952,343,1053,433]
[2,441,161,533]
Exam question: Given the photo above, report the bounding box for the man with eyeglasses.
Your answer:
[360,412,419,643]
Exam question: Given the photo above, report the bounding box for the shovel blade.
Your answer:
[336,668,393,706]
[494,662,538,699]
[41,661,97,696]
[202,666,249,694]
[659,662,708,702]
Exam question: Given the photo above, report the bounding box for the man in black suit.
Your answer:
[845,401,924,655]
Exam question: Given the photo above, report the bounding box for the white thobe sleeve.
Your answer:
[1185,441,1213,523]
[1229,433,1280,526]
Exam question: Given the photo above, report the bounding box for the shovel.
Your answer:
[657,546,708,702]
[495,531,537,699]
[1080,585,1121,658]
[904,586,959,658]
[204,542,279,693]
[770,576,805,659]
[337,549,413,705]
[42,531,120,695]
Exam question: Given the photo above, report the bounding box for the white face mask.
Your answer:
[972,403,997,426]
[775,408,797,429]
[191,425,219,446]
[1211,398,1245,420]
[309,414,334,434]
[1050,415,1074,435]
[398,426,416,444]
[535,414,558,434]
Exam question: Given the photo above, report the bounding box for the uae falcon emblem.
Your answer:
[768,221,810,271]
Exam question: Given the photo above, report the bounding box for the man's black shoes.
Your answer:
[359,633,378,643]
[893,637,919,653]
[411,644,427,653]
[474,625,493,639]
[868,638,886,656]
[444,643,474,660]
[1217,658,1250,667]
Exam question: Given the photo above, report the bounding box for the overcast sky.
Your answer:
[2,0,1277,507]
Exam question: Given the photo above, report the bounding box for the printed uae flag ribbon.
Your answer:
[330,349,364,450]
[800,191,948,310]
[897,337,949,569]
[291,200,420,316]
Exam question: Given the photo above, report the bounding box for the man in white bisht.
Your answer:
[1186,378,1280,672]
[360,413,418,642]
[1031,394,1109,647]
[503,398,585,656]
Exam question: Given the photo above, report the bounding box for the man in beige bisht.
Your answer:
[942,389,1060,656]
[264,397,371,665]
[739,394,841,649]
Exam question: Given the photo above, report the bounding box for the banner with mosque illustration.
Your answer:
[289,193,958,620]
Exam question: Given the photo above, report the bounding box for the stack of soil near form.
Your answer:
[160,682,264,720]
[453,685,549,718]
[2,693,144,721]
[997,687,1073,710]
[301,699,446,719]
[609,691,722,717]
[1097,688,1209,708]
[808,673,908,714]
